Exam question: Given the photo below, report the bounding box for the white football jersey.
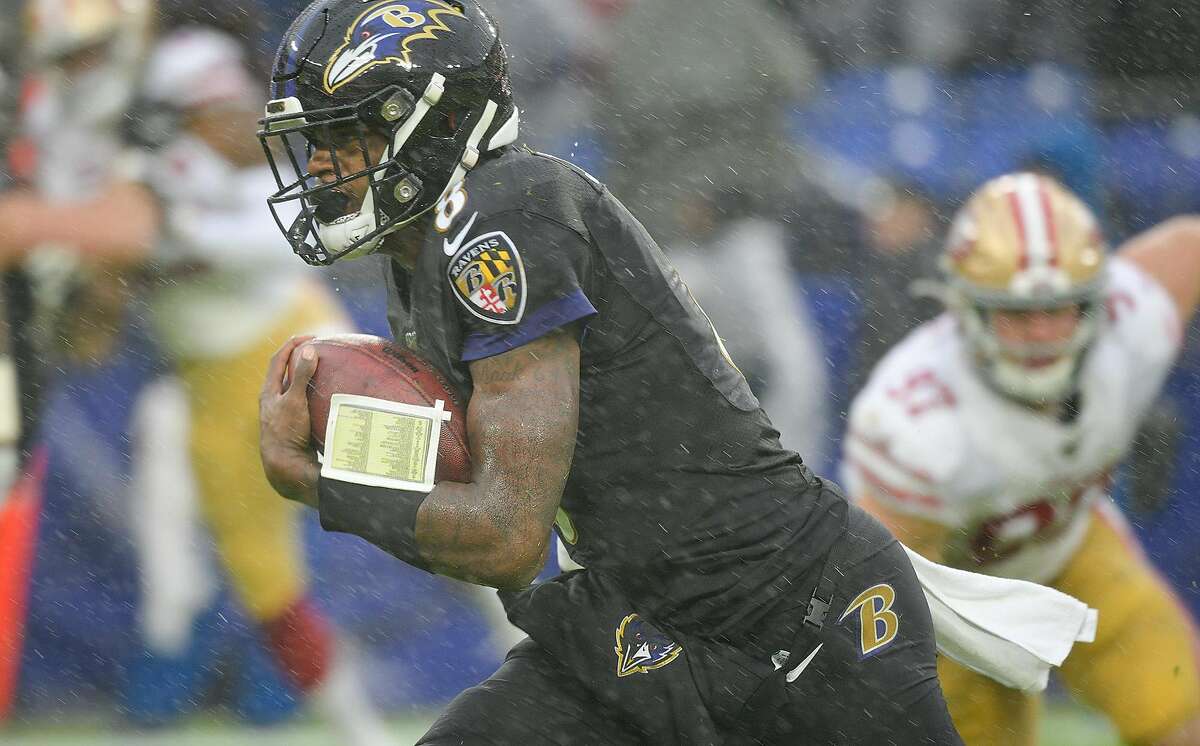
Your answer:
[138,28,322,360]
[22,74,132,202]
[842,258,1182,583]
[144,133,313,360]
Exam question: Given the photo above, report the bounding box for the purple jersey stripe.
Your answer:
[461,289,597,362]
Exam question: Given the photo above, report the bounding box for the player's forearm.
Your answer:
[0,183,159,264]
[415,480,552,588]
[317,476,552,589]
[419,331,580,588]
[858,492,948,563]
[1119,214,1200,321]
[319,331,579,589]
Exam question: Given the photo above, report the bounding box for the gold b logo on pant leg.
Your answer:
[839,583,900,658]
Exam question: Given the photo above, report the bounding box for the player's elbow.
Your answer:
[487,557,543,591]
[110,183,161,260]
[1126,215,1200,319]
[477,525,547,590]
[1160,215,1200,250]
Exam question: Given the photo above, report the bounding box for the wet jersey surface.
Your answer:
[386,148,844,634]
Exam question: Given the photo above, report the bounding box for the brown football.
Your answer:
[291,334,472,484]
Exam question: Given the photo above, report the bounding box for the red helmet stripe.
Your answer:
[1007,190,1030,270]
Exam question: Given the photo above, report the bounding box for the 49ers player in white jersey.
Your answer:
[843,172,1200,746]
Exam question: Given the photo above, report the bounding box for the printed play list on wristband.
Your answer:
[328,405,430,483]
[321,394,450,493]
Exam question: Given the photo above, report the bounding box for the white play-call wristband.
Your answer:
[320,393,451,493]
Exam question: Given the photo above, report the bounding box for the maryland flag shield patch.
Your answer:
[447,231,526,325]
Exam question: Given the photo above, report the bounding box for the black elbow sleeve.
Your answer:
[317,476,432,572]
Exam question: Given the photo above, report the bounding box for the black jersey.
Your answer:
[386,148,843,635]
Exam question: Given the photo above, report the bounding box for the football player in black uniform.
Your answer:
[257,1,962,743]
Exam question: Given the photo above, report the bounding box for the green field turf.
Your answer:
[0,701,1122,746]
[1,713,436,746]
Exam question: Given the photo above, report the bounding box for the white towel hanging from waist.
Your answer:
[903,544,1098,693]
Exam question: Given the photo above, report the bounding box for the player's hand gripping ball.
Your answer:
[290,334,472,483]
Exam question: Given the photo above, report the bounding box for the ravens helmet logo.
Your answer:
[323,1,466,93]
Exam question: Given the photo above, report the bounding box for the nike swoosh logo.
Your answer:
[785,643,822,683]
[443,212,479,256]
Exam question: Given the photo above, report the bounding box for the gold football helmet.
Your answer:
[941,172,1107,402]
[27,0,152,62]
[26,0,154,130]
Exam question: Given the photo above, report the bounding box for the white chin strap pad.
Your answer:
[315,198,381,260]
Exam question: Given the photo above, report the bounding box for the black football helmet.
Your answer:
[259,0,518,265]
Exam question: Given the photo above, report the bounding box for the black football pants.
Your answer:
[418,503,962,745]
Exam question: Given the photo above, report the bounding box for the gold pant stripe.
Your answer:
[939,503,1200,745]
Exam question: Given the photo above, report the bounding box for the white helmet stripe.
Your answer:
[1037,182,1059,266]
[1012,173,1055,271]
[436,97,498,203]
[388,73,446,158]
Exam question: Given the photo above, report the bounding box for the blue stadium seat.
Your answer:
[793,66,967,197]
[795,65,1107,201]
[1103,118,1200,227]
[1114,326,1200,620]
[961,66,1102,205]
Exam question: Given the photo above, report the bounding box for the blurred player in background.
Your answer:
[666,188,832,470]
[0,2,393,742]
[843,172,1200,745]
[0,0,155,720]
[597,0,831,468]
[0,0,39,721]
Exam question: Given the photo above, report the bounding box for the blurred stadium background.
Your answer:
[2,0,1199,743]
